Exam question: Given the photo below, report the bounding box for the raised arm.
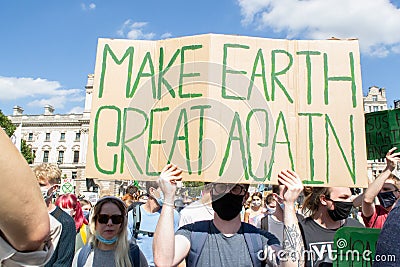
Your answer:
[363,147,400,217]
[153,164,190,267]
[278,169,305,267]
[0,128,50,251]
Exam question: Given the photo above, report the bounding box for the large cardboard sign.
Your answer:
[365,109,400,160]
[86,34,368,187]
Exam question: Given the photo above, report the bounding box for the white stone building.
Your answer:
[8,74,126,196]
[363,86,388,113]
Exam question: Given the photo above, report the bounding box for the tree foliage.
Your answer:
[0,109,16,136]
[0,109,34,164]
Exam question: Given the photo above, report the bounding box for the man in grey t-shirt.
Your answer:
[153,164,305,267]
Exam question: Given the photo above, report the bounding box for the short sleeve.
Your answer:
[0,214,62,266]
[175,223,193,242]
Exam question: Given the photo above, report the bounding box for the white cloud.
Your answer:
[81,2,96,11]
[117,20,156,40]
[68,106,84,114]
[0,76,84,110]
[161,32,173,39]
[237,0,400,57]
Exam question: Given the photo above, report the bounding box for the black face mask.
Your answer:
[212,192,244,221]
[378,191,398,209]
[327,200,353,221]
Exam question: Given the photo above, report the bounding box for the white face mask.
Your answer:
[61,208,74,217]
[266,206,276,214]
[252,200,262,207]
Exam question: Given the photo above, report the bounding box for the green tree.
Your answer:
[0,109,16,136]
[0,109,34,164]
[182,181,205,199]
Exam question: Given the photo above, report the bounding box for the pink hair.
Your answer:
[56,193,88,231]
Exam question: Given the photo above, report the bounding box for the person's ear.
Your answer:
[320,194,328,206]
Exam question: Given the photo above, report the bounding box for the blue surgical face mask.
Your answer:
[96,233,118,245]
[155,190,164,207]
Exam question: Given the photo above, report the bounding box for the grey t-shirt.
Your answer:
[93,247,115,267]
[72,245,148,267]
[267,215,284,244]
[176,220,280,267]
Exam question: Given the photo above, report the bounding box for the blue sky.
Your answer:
[1,0,400,115]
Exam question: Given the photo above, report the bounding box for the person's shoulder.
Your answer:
[173,209,180,217]
[53,207,75,224]
[128,201,144,212]
[345,217,364,227]
[179,219,212,232]
[242,222,281,246]
[297,215,312,225]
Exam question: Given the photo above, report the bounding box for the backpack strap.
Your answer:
[260,215,269,231]
[132,204,142,239]
[77,243,93,267]
[52,206,64,221]
[187,220,211,267]
[129,243,140,266]
[242,223,264,267]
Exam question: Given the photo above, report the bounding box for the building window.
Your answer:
[373,106,379,112]
[58,151,64,164]
[372,95,378,101]
[43,150,49,163]
[28,133,33,141]
[60,133,65,141]
[73,151,79,163]
[45,133,50,141]
[75,132,81,141]
[72,171,77,179]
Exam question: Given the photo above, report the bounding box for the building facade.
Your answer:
[363,86,388,113]
[8,74,125,196]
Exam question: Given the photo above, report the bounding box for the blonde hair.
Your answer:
[88,196,132,267]
[33,163,61,185]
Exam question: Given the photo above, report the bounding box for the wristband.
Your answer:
[163,202,175,207]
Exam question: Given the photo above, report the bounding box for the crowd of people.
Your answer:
[1,127,400,267]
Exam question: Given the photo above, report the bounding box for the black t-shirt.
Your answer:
[299,217,364,267]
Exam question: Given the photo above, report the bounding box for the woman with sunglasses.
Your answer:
[72,196,148,267]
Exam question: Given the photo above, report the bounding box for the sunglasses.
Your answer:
[97,214,124,224]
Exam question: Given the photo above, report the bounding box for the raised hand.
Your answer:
[385,147,400,171]
[277,169,304,205]
[158,164,183,202]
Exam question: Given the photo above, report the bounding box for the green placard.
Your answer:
[365,109,400,159]
[333,227,381,266]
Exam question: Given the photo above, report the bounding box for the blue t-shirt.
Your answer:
[127,205,180,266]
